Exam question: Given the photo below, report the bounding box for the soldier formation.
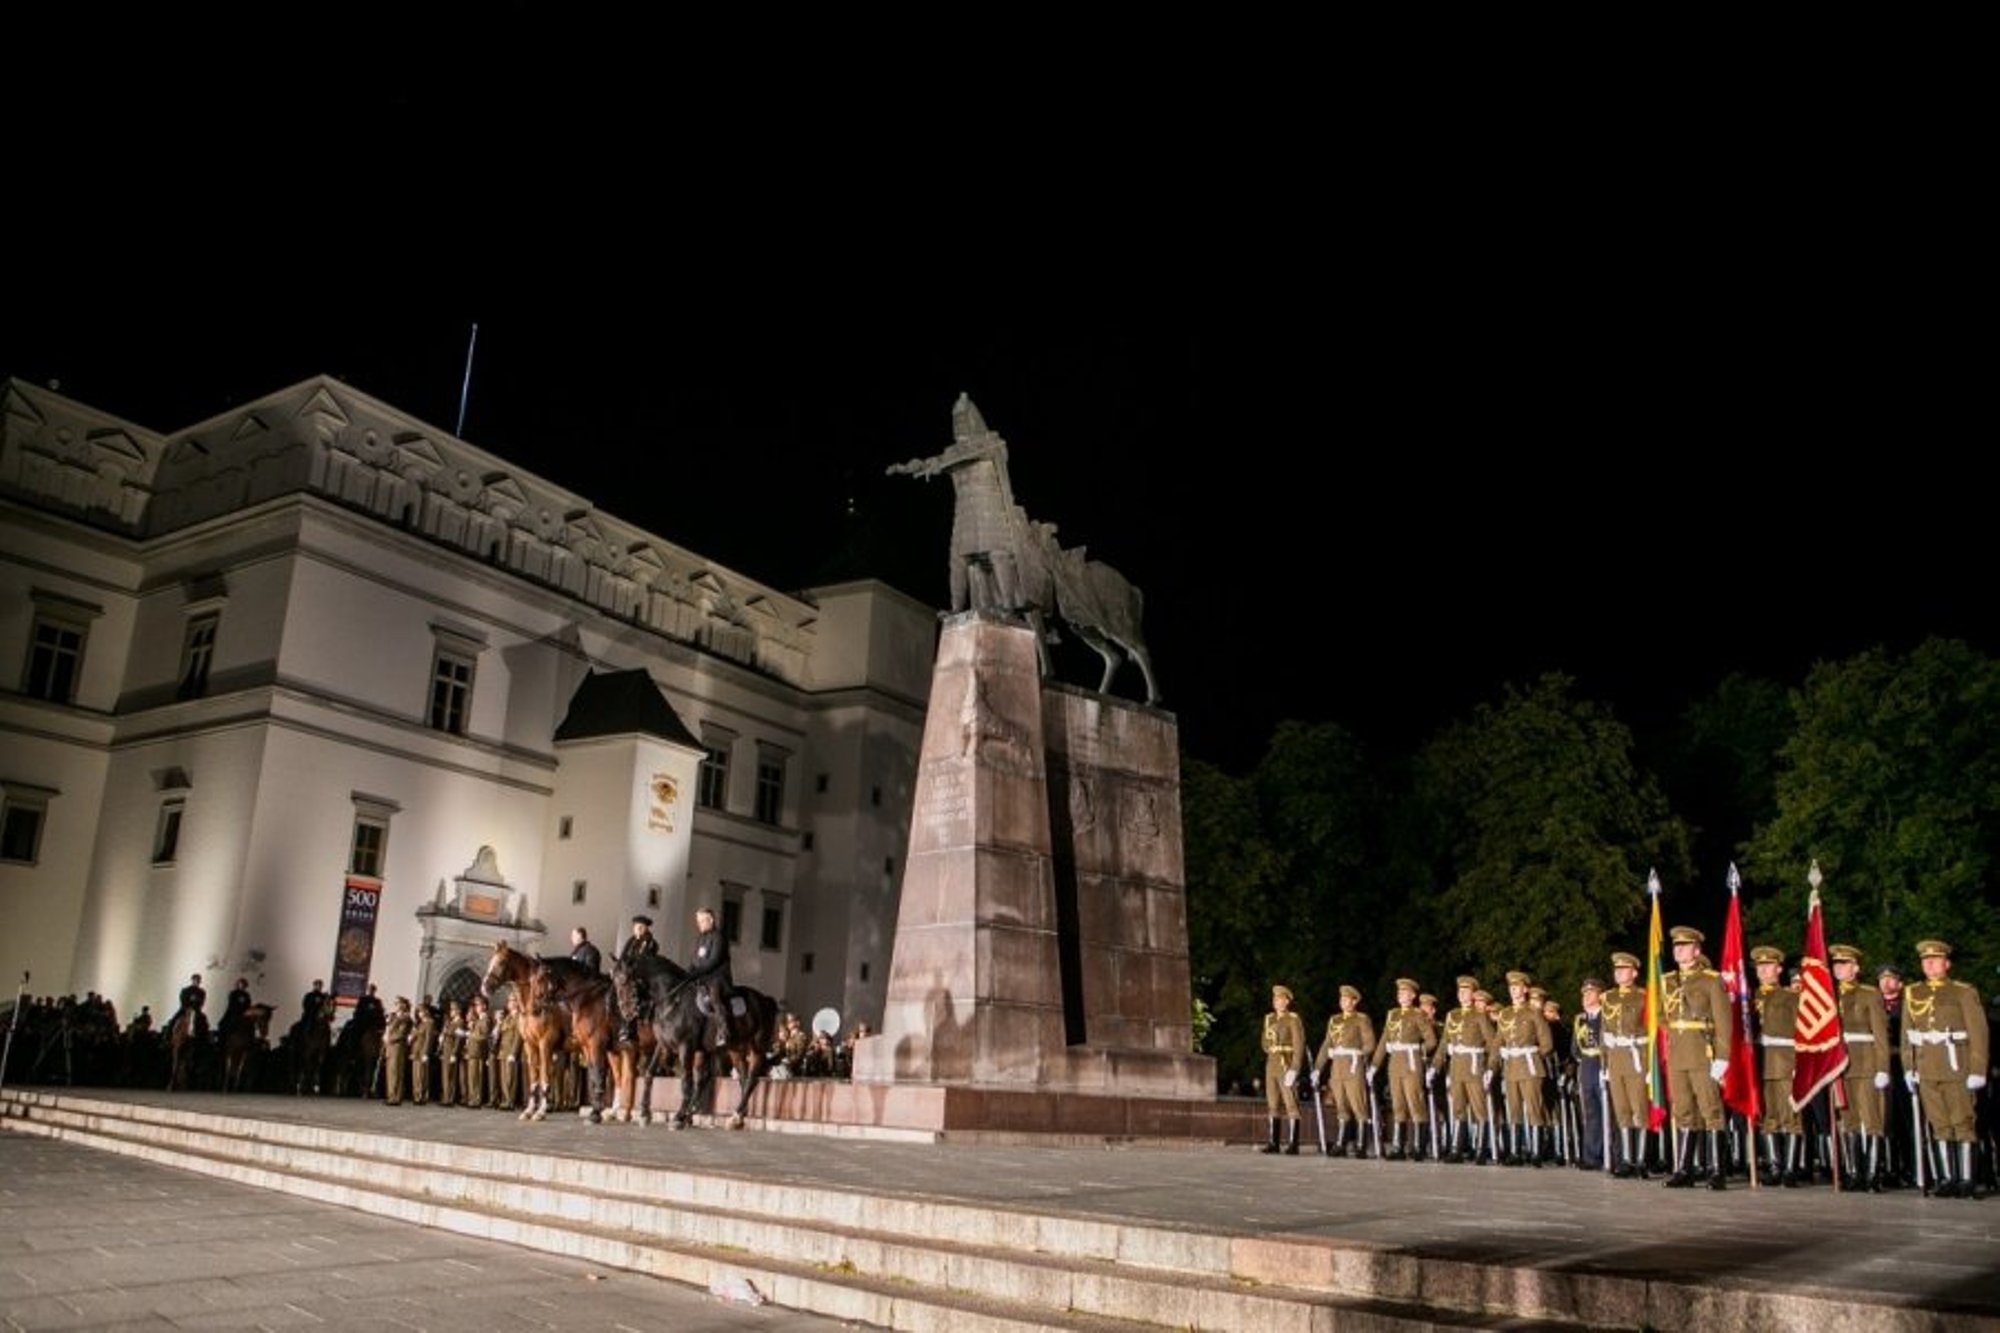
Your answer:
[1257,931,1993,1198]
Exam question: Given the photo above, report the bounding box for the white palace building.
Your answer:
[0,374,936,1032]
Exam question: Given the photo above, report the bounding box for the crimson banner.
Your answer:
[1790,884,1849,1110]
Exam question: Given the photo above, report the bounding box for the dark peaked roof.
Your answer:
[553,669,700,748]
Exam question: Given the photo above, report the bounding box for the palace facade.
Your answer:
[0,375,934,1032]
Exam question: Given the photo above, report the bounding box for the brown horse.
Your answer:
[167,1009,204,1091]
[221,1003,275,1093]
[481,942,621,1123]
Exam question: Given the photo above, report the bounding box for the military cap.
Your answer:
[1876,963,1903,980]
[632,914,653,926]
[1395,977,1420,993]
[1610,952,1641,971]
[1669,925,1704,946]
[394,996,410,1007]
[1271,984,1294,1001]
[1828,943,1863,964]
[1473,989,1494,1004]
[1419,993,1438,1007]
[1580,977,1604,992]
[1456,975,1480,990]
[1505,970,1532,987]
[1528,985,1547,1001]
[1749,945,1784,966]
[1338,984,1361,1002]
[1917,939,1953,959]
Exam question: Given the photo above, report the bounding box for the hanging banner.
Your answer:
[331,877,382,1007]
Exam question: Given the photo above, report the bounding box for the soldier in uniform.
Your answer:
[1373,978,1436,1161]
[1311,985,1375,1157]
[1260,984,1308,1155]
[462,996,491,1107]
[410,1000,437,1105]
[381,997,413,1105]
[1418,991,1449,1153]
[1751,945,1805,1185]
[1830,943,1893,1190]
[438,1000,464,1107]
[495,995,523,1110]
[1574,978,1607,1170]
[1434,976,1494,1164]
[1538,990,1571,1164]
[1903,939,1989,1197]
[1601,952,1652,1177]
[1662,924,1731,1190]
[1493,971,1553,1166]
[1877,962,1913,1188]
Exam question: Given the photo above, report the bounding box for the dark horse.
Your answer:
[291,1004,334,1095]
[167,1009,205,1091]
[221,1003,275,1093]
[612,954,779,1129]
[481,941,620,1123]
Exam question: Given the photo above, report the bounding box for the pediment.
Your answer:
[295,386,351,429]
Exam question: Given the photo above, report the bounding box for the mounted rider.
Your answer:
[687,905,733,1048]
[615,915,659,1043]
[172,972,209,1041]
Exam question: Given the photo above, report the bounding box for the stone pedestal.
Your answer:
[851,611,1213,1106]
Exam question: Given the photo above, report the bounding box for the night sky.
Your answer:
[5,40,1983,776]
[5,302,1985,777]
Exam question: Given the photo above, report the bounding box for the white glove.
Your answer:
[1367,1065,1380,1084]
[1905,1071,1919,1090]
[1308,1068,1320,1090]
[1873,1071,1889,1090]
[1282,1069,1296,1089]
[1709,1058,1729,1083]
[1424,1066,1436,1088]
[1481,1070,1493,1089]
[1600,1069,1612,1087]
[1971,1074,1988,1091]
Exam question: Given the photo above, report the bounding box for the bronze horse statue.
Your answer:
[889,392,1159,704]
[613,953,779,1129]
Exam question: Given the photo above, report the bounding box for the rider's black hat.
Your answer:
[632,914,653,927]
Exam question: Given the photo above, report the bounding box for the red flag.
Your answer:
[1719,865,1761,1120]
[1790,874,1848,1110]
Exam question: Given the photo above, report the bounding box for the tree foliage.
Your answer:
[1742,638,2000,981]
[1412,673,1692,998]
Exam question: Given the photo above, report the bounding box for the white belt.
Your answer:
[1386,1040,1422,1070]
[1843,1033,1874,1044]
[1909,1028,1970,1071]
[1759,1036,1794,1048]
[1499,1046,1542,1077]
[1448,1043,1485,1057]
[1602,1034,1644,1047]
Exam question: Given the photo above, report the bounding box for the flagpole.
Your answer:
[1646,868,1669,1176]
[455,322,479,437]
[1727,863,1759,1189]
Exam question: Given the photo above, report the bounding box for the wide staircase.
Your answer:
[0,1088,1961,1332]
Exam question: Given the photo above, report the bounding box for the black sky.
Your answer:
[5,38,1985,774]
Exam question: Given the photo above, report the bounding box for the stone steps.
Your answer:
[1,1090,1956,1332]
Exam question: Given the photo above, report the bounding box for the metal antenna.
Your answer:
[455,323,479,436]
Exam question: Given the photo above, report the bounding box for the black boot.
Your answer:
[1707,1129,1729,1190]
[1440,1120,1461,1164]
[1664,1130,1697,1188]
[1385,1123,1405,1161]
[1530,1125,1546,1168]
[1284,1119,1301,1155]
[1259,1116,1280,1154]
[1782,1133,1806,1186]
[1610,1126,1635,1178]
[1960,1142,1980,1199]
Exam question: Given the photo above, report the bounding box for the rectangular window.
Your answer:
[350,818,387,878]
[801,951,815,975]
[760,902,785,951]
[428,651,473,734]
[0,793,48,864]
[754,750,787,825]
[177,613,219,700]
[24,618,85,703]
[697,728,734,810]
[801,831,815,851]
[558,815,573,839]
[815,773,828,794]
[721,899,742,946]
[153,800,185,864]
[572,879,587,904]
[646,884,661,909]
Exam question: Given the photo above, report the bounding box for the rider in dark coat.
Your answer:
[688,906,733,1047]
[569,926,602,974]
[218,977,253,1039]
[174,974,209,1040]
[615,916,660,1043]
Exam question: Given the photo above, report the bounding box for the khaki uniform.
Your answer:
[1494,1002,1553,1129]
[1314,1010,1375,1136]
[1754,983,1801,1134]
[1600,983,1651,1130]
[1263,1010,1308,1119]
[1663,964,1729,1130]
[410,1008,437,1105]
[1904,977,1989,1143]
[439,1007,464,1106]
[1434,1003,1495,1129]
[1836,978,1891,1135]
[496,1008,522,1110]
[462,1007,492,1107]
[1374,1005,1437,1128]
[382,1010,413,1105]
